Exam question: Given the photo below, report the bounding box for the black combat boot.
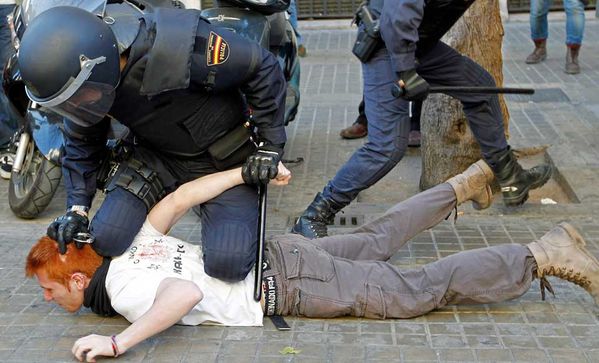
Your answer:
[291,193,343,239]
[488,147,553,207]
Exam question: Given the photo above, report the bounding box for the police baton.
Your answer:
[391,85,535,99]
[253,183,267,302]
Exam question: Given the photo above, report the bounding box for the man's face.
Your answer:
[35,270,84,313]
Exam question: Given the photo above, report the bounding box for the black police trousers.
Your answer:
[89,147,259,282]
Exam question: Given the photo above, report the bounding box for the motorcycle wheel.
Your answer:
[8,138,62,219]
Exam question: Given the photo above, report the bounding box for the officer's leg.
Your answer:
[292,48,410,238]
[89,187,147,256]
[417,42,507,158]
[90,147,175,257]
[326,49,410,204]
[200,183,259,282]
[417,42,552,206]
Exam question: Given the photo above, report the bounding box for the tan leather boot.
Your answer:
[527,222,599,306]
[446,160,495,210]
[565,44,581,74]
[526,39,547,64]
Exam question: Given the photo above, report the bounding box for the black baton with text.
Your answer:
[254,184,267,302]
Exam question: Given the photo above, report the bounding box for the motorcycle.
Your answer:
[201,0,301,125]
[2,0,182,219]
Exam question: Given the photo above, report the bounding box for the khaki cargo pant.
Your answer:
[263,183,536,319]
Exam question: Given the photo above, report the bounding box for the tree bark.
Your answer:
[419,0,509,190]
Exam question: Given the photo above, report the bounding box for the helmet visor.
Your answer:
[25,55,116,127]
[47,81,115,127]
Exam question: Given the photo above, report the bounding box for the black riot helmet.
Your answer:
[19,6,120,127]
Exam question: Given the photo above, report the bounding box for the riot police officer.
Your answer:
[293,0,553,239]
[18,5,287,281]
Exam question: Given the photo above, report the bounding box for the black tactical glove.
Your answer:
[242,145,283,185]
[394,69,430,101]
[47,211,90,254]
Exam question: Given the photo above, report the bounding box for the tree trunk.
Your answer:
[419,0,509,190]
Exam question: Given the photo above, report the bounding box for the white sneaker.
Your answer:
[0,153,14,180]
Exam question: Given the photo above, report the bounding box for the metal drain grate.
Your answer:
[506,88,570,103]
[287,214,365,228]
[331,214,364,227]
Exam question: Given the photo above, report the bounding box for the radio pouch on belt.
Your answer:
[352,3,382,63]
[207,122,257,170]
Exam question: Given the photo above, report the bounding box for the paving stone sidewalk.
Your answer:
[1,16,599,363]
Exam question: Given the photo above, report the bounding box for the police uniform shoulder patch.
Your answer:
[207,31,230,66]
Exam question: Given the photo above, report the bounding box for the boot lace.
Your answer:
[538,266,592,300]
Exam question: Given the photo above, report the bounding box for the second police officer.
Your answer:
[293,0,554,238]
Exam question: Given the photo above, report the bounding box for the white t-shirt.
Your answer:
[178,0,201,9]
[105,220,263,326]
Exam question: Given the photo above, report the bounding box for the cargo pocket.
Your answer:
[280,243,335,282]
[363,284,386,319]
[364,283,437,319]
[298,291,354,318]
[277,241,353,318]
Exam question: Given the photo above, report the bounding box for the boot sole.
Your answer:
[525,54,546,64]
[340,132,367,139]
[556,223,599,305]
[503,165,553,207]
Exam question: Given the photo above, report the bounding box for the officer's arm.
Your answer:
[379,0,425,74]
[72,278,203,362]
[61,118,110,209]
[148,164,291,234]
[240,47,287,146]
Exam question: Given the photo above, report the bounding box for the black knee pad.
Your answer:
[202,221,256,281]
[203,248,255,282]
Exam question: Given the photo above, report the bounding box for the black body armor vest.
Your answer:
[109,9,246,157]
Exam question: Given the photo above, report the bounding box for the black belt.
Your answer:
[262,274,278,316]
[262,257,290,330]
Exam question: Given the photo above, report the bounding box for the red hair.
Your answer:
[25,236,103,287]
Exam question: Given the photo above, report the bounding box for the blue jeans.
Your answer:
[322,42,508,207]
[288,0,302,45]
[530,0,585,45]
